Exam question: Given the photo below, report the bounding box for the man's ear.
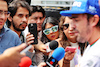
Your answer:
[8,15,12,22]
[90,15,99,27]
[43,16,46,21]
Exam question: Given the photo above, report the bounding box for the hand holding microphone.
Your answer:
[45,47,65,67]
[45,40,58,53]
[34,40,58,54]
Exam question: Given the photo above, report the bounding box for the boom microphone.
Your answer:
[45,40,58,52]
[19,56,32,67]
[46,47,65,67]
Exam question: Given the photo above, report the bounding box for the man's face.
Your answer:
[71,14,92,43]
[0,1,8,30]
[28,12,45,32]
[12,7,29,31]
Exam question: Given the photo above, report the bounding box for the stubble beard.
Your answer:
[77,35,86,43]
[12,21,24,32]
[77,27,90,43]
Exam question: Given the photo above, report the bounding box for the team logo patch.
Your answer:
[88,6,97,13]
[73,1,82,7]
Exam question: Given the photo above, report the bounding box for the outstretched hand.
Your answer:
[0,43,27,67]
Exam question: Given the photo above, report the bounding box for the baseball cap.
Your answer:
[60,0,100,17]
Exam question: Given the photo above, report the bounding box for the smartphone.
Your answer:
[65,47,76,52]
[28,23,38,44]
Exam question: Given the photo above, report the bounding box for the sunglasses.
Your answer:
[43,25,58,35]
[62,23,69,30]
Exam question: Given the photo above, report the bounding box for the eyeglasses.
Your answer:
[43,25,58,35]
[63,23,69,30]
[0,10,10,17]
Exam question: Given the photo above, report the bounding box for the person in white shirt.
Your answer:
[60,0,100,67]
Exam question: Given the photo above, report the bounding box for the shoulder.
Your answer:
[7,29,19,37]
[4,28,20,40]
[3,28,21,45]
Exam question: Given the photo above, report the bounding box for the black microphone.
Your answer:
[45,47,65,67]
[45,40,59,52]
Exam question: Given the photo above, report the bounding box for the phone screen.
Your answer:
[65,47,76,52]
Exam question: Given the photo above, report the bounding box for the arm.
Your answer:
[34,39,46,53]
[63,58,70,67]
[62,51,76,67]
[25,32,35,58]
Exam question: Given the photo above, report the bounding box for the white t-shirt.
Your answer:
[70,42,82,67]
[79,39,100,67]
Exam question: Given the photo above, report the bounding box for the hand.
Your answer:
[26,32,35,52]
[34,40,46,53]
[26,32,34,45]
[0,43,27,67]
[29,45,35,52]
[62,51,76,67]
[38,62,46,67]
[64,50,76,61]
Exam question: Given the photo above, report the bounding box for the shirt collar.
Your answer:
[90,37,100,47]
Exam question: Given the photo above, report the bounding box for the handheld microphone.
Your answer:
[45,40,58,52]
[46,47,65,67]
[19,56,32,67]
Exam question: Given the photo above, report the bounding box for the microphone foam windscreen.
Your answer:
[52,47,65,61]
[49,40,58,50]
[19,56,32,67]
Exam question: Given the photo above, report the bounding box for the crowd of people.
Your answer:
[0,0,100,67]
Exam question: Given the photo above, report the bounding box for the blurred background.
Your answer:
[31,0,75,20]
[8,0,75,20]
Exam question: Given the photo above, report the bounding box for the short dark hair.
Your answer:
[7,0,32,28]
[42,17,59,30]
[86,13,100,28]
[8,0,31,17]
[31,5,45,17]
[41,17,59,43]
[7,0,31,5]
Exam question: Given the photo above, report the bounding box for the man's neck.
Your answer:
[88,27,100,44]
[10,26,21,37]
